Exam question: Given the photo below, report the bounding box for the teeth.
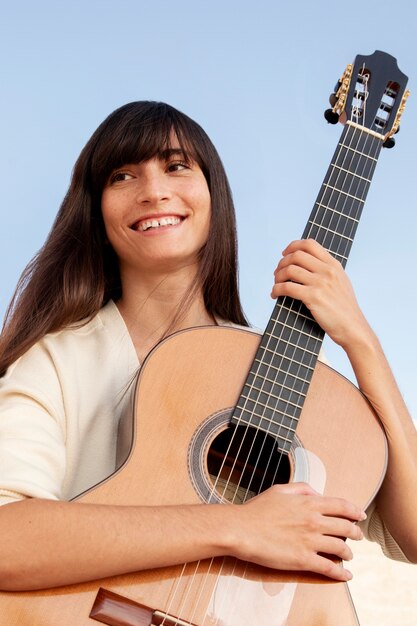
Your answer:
[137,216,181,231]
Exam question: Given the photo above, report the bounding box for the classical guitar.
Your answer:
[1,50,409,625]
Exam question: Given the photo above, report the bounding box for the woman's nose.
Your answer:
[136,164,171,205]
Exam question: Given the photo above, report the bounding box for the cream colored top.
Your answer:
[0,300,409,562]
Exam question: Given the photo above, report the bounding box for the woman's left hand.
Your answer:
[271,239,371,349]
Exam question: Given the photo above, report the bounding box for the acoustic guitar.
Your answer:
[1,50,409,625]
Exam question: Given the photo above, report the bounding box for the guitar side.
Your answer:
[0,326,387,626]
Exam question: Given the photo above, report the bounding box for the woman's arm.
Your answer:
[0,483,365,591]
[272,238,417,562]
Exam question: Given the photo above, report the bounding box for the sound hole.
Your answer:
[207,424,291,503]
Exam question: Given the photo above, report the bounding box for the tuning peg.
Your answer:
[329,93,338,107]
[383,137,395,149]
[395,125,400,134]
[324,109,340,124]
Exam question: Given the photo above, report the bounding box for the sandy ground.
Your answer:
[347,538,417,625]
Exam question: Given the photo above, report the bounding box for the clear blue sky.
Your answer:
[1,0,416,422]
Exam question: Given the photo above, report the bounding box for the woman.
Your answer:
[0,101,416,593]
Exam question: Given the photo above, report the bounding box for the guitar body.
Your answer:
[1,327,387,626]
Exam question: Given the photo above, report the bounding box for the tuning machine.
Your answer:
[382,137,395,149]
[324,65,353,125]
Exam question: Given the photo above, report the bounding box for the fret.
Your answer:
[306,226,352,261]
[340,127,381,156]
[239,389,305,412]
[245,376,308,402]
[245,370,310,395]
[253,359,315,388]
[270,304,316,325]
[333,149,376,181]
[236,396,301,421]
[315,203,360,223]
[234,407,297,435]
[330,164,371,183]
[325,169,370,200]
[264,321,323,341]
[323,183,366,203]
[232,414,295,452]
[236,411,298,433]
[338,142,378,161]
[320,187,364,209]
[262,332,320,356]
[237,398,302,422]
[254,355,315,372]
[263,328,322,355]
[267,313,319,336]
[253,360,314,387]
[307,221,354,243]
[261,345,318,368]
[333,251,349,263]
[313,207,359,241]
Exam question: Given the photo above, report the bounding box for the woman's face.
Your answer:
[101,142,211,279]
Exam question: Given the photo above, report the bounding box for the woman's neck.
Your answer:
[116,267,214,362]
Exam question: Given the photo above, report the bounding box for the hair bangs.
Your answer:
[89,102,206,195]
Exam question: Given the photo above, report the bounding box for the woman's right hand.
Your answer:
[228,482,365,581]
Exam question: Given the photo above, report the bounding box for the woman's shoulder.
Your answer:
[3,301,136,380]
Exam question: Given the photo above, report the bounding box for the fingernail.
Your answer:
[346,571,353,581]
[360,511,367,521]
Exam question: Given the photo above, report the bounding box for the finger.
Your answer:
[268,482,319,497]
[274,249,324,276]
[318,536,354,562]
[308,553,353,582]
[271,279,309,301]
[320,517,364,542]
[274,264,315,287]
[282,239,334,263]
[318,497,367,522]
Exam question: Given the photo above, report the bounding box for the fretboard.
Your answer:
[232,123,383,453]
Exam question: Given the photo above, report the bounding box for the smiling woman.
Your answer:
[0,102,247,375]
[0,100,416,626]
[101,150,211,277]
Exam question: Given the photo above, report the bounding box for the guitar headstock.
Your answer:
[325,50,410,146]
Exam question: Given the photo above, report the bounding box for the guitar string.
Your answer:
[225,121,363,500]
[155,87,386,626]
[194,119,370,620]
[159,87,383,626]
[194,122,372,625]
[206,128,380,626]
[201,122,384,626]
[258,126,383,497]
[234,124,357,506]
[263,125,381,495]
[199,123,382,626]
[201,123,366,626]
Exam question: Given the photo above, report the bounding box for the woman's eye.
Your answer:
[167,161,189,172]
[110,171,133,183]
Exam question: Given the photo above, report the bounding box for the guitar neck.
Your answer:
[232,123,384,454]
[303,122,383,267]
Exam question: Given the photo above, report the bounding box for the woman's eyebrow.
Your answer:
[159,147,191,161]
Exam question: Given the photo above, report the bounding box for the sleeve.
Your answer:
[360,500,411,563]
[0,341,67,506]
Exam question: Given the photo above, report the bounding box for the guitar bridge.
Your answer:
[90,587,198,626]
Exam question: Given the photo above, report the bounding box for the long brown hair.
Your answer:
[0,101,248,376]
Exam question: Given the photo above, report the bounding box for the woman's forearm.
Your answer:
[343,328,417,561]
[0,483,365,591]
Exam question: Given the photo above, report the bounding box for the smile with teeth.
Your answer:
[135,216,183,231]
